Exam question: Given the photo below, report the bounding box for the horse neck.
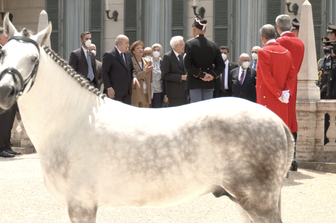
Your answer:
[18,48,99,140]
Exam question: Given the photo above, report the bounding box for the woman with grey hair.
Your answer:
[151,43,167,107]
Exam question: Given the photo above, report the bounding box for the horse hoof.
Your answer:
[290,161,298,171]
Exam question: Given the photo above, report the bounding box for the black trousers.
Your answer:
[152,93,163,108]
[0,103,18,151]
[114,94,131,105]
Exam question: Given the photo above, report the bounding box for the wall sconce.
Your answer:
[286,2,299,16]
[105,0,118,21]
[106,10,118,21]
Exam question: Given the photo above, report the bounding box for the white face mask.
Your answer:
[85,39,91,48]
[91,50,96,56]
[221,53,227,61]
[242,61,250,69]
[252,53,258,61]
[153,51,161,58]
[144,56,152,60]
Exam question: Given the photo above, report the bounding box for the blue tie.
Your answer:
[87,51,94,81]
[253,61,257,69]
[178,54,184,68]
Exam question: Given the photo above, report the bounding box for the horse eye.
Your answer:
[31,56,38,63]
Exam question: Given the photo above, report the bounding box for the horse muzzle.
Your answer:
[0,71,21,111]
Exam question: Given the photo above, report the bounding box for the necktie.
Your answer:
[178,54,184,68]
[253,61,257,69]
[86,51,94,81]
[239,70,245,85]
[120,53,126,66]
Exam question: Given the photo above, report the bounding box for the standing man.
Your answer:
[250,46,261,70]
[257,24,296,127]
[229,53,256,102]
[184,17,224,103]
[0,27,20,158]
[291,18,300,37]
[276,14,305,171]
[69,31,98,87]
[214,46,238,98]
[102,34,133,105]
[161,36,188,107]
[143,47,153,59]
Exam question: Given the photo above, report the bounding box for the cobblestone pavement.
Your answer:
[1,154,336,223]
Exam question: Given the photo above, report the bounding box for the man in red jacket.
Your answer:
[257,24,296,128]
[276,14,305,171]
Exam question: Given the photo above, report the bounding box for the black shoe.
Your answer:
[290,161,298,171]
[5,146,21,155]
[5,149,21,155]
[0,151,15,158]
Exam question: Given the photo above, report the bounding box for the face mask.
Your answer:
[221,53,227,61]
[145,56,152,60]
[91,50,96,56]
[242,61,250,69]
[252,53,258,61]
[85,39,91,48]
[153,51,161,58]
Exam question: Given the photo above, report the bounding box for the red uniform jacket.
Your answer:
[277,33,305,132]
[256,42,296,127]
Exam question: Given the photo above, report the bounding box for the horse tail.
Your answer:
[284,123,295,172]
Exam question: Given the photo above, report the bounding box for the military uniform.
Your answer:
[184,17,224,102]
[318,37,336,99]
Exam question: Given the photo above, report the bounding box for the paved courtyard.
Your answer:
[0,154,336,223]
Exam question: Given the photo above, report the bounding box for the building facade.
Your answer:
[2,0,336,63]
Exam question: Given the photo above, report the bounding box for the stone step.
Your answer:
[12,147,36,155]
[297,161,336,173]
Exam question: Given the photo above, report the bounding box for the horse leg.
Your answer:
[235,203,253,223]
[236,198,282,223]
[67,198,98,223]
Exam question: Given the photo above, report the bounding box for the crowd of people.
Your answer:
[65,14,305,170]
[4,12,332,169]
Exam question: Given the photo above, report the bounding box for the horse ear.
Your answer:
[34,22,52,46]
[3,13,16,38]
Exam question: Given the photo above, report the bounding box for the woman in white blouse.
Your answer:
[151,43,168,107]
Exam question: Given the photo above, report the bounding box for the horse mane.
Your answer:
[42,46,106,98]
[21,28,32,37]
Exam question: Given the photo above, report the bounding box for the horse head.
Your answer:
[0,13,52,113]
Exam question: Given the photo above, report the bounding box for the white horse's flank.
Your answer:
[0,15,293,223]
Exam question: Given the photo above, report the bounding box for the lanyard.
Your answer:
[134,57,144,71]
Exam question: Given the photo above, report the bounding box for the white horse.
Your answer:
[0,14,293,223]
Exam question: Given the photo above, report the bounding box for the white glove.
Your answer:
[278,90,290,104]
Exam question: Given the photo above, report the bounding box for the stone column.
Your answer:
[297,0,320,100]
[296,0,320,163]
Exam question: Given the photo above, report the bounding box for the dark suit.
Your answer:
[0,44,18,153]
[101,47,133,104]
[161,50,188,107]
[214,61,238,97]
[0,103,18,151]
[69,47,98,87]
[184,35,224,90]
[229,67,256,102]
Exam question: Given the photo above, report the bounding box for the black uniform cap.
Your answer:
[291,18,300,30]
[327,23,336,33]
[192,17,207,30]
